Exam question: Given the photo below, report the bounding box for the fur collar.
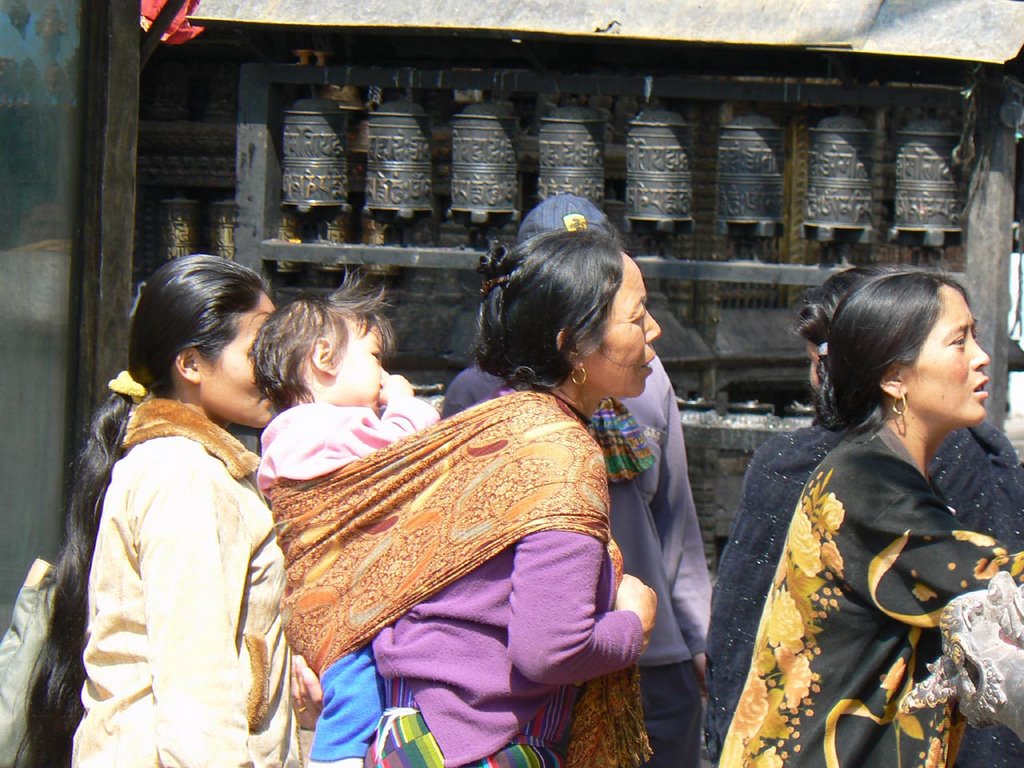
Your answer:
[123,399,259,479]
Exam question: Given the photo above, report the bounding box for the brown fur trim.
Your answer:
[123,399,259,479]
[243,633,270,732]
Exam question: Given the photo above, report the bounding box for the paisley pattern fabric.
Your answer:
[269,390,650,768]
[721,430,1024,768]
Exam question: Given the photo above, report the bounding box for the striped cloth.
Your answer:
[588,398,656,482]
[367,710,564,768]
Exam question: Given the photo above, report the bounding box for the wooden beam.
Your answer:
[73,0,139,440]
[963,79,1016,430]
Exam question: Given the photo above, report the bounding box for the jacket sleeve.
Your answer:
[650,378,711,655]
[506,531,644,684]
[375,396,441,442]
[133,451,254,768]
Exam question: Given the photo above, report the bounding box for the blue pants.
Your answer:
[639,661,703,768]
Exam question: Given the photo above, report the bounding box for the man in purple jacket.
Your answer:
[443,194,711,768]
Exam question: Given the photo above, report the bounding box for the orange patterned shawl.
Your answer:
[269,390,651,768]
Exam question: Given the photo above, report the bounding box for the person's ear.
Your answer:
[879,365,905,402]
[174,348,203,385]
[310,338,336,375]
[555,328,569,354]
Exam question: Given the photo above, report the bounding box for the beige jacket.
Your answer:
[73,400,299,767]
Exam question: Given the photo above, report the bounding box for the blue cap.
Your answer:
[516,194,611,244]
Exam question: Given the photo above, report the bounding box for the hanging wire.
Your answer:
[952,64,980,167]
[1012,224,1024,342]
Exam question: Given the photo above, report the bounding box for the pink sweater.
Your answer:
[257,398,439,493]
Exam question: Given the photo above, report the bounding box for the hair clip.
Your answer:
[480,275,511,297]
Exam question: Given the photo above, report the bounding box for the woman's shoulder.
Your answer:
[115,434,241,489]
[123,399,259,479]
[112,435,270,540]
[812,432,938,509]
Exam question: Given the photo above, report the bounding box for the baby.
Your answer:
[252,277,439,768]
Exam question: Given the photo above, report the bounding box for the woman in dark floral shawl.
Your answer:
[721,270,1024,768]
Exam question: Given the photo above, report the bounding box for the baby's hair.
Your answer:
[252,274,395,412]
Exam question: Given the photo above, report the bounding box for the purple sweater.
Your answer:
[372,530,644,767]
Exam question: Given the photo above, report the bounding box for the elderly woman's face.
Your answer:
[576,254,661,404]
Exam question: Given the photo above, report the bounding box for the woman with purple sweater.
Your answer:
[270,228,659,768]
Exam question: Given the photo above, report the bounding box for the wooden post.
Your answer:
[964,79,1016,430]
[72,0,139,439]
[236,64,280,275]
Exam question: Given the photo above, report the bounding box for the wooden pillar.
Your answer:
[963,79,1016,430]
[236,64,280,275]
[72,0,139,438]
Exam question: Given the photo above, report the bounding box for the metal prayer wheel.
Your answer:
[281,98,349,212]
[359,210,400,278]
[626,109,693,235]
[208,200,238,260]
[365,99,433,222]
[316,210,351,274]
[275,210,302,273]
[538,106,605,203]
[449,102,519,227]
[891,119,962,247]
[716,113,784,237]
[322,209,352,244]
[158,197,199,260]
[804,115,873,243]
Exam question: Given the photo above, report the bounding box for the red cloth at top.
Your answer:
[140,0,204,45]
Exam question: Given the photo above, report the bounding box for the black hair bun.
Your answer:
[478,242,517,280]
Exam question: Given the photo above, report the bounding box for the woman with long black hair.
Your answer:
[23,255,299,767]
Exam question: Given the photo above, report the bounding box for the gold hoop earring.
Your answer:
[892,393,908,416]
[570,366,588,386]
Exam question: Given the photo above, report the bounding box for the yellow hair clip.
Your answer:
[108,370,147,404]
[562,213,588,232]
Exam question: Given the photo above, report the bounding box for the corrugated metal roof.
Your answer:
[193,0,1024,64]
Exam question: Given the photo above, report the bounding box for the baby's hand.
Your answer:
[379,372,414,406]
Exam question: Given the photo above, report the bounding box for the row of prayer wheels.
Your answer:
[281,98,963,246]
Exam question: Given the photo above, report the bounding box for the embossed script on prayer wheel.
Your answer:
[804,115,873,243]
[208,200,238,260]
[716,113,784,237]
[891,119,962,247]
[538,106,605,203]
[365,99,433,221]
[281,98,349,212]
[159,197,199,260]
[626,109,693,234]
[449,102,519,227]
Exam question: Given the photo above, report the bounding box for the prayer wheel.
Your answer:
[208,200,238,260]
[538,106,605,203]
[716,113,784,237]
[365,99,433,222]
[158,197,199,260]
[891,119,962,247]
[449,102,519,227]
[804,115,873,243]
[626,108,693,234]
[281,98,349,212]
